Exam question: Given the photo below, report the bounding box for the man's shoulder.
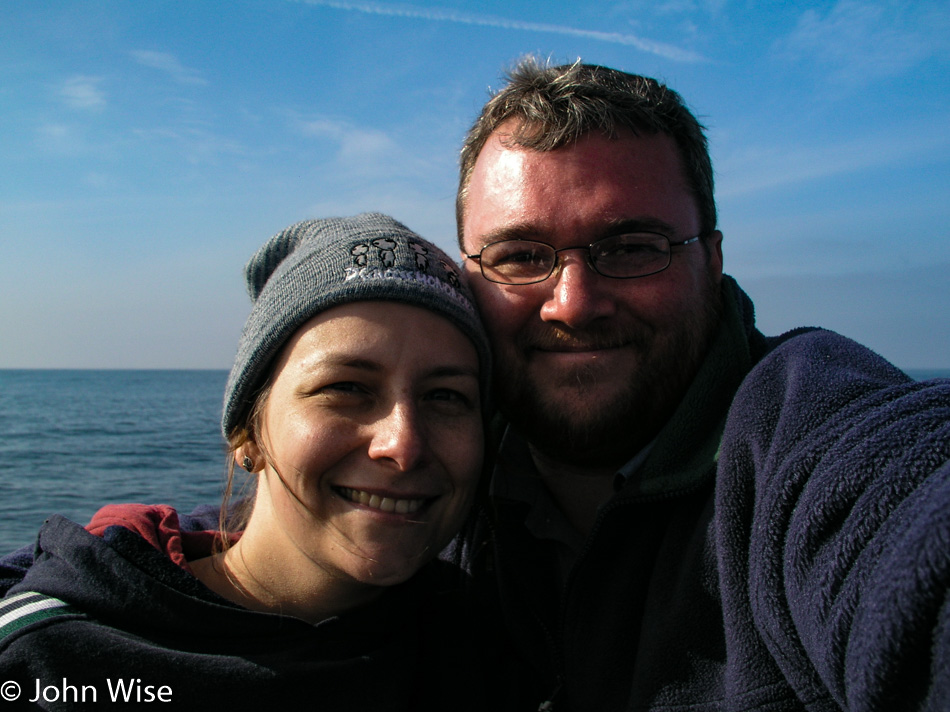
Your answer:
[750,327,911,392]
[725,325,950,451]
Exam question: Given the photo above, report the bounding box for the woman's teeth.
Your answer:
[337,487,425,514]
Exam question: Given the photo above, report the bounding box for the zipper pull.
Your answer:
[537,682,562,711]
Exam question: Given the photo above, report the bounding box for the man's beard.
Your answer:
[495,280,722,470]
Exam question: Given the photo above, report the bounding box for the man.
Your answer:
[456,57,949,710]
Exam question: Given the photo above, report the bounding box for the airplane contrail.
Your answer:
[293,0,707,63]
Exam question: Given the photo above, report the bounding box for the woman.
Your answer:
[0,214,498,710]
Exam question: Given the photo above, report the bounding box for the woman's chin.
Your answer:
[343,549,434,588]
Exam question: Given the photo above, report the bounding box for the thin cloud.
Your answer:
[716,119,950,199]
[299,117,395,160]
[36,123,90,156]
[293,0,708,63]
[295,114,433,177]
[775,0,950,84]
[130,126,247,165]
[287,111,441,186]
[130,50,208,85]
[60,76,106,110]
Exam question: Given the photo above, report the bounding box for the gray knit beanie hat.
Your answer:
[222,213,490,438]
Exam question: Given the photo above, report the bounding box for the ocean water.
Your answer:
[0,370,231,553]
[1,367,948,555]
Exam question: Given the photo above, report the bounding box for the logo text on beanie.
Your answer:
[344,239,473,313]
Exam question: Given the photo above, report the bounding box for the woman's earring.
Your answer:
[242,456,255,472]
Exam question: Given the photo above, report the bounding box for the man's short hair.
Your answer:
[456,56,716,247]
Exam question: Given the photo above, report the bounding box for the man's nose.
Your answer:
[367,401,427,472]
[539,251,617,328]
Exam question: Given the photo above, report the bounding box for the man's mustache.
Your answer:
[523,325,646,352]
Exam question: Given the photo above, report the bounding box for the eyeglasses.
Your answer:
[465,232,702,285]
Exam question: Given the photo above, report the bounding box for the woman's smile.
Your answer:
[333,486,430,516]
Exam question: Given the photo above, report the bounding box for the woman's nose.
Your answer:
[366,401,427,471]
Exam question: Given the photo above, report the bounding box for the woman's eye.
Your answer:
[314,382,369,400]
[425,388,477,412]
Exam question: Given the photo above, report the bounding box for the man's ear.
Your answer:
[708,230,724,281]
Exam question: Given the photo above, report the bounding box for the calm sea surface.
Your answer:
[1,368,948,554]
[0,370,231,553]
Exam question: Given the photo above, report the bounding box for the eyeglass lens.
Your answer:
[479,233,672,284]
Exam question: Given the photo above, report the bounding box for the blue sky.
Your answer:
[2,0,948,370]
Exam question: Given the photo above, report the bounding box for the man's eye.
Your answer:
[605,244,652,256]
[494,249,543,265]
[599,235,666,261]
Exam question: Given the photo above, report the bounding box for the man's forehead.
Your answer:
[463,129,692,248]
[468,127,683,193]
[468,132,532,192]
